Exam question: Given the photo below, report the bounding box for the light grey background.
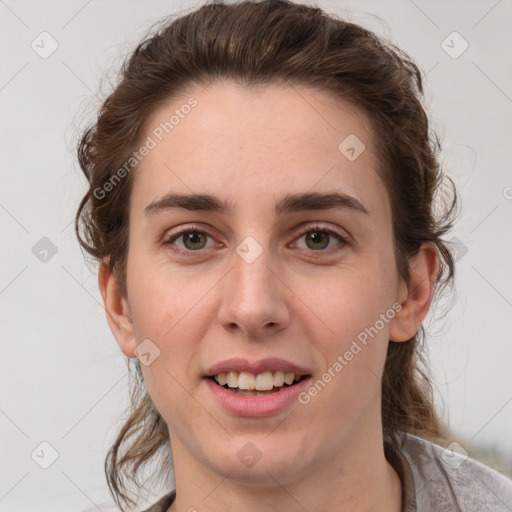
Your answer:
[1,0,511,510]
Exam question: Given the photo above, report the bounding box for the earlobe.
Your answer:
[98,257,137,358]
[389,242,439,342]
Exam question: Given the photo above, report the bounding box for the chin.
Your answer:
[203,437,311,486]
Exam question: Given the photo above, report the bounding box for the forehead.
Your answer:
[129,82,387,218]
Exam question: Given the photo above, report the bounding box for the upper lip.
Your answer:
[205,357,311,377]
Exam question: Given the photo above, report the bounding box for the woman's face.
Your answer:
[115,82,407,484]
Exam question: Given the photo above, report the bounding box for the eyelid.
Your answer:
[291,222,350,243]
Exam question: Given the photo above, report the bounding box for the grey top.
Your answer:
[142,432,512,511]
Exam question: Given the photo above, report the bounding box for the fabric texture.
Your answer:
[141,432,512,511]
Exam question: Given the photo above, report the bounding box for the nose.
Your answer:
[217,243,291,339]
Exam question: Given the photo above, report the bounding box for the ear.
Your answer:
[389,242,439,342]
[98,257,137,358]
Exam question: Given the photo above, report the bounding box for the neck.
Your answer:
[167,406,402,512]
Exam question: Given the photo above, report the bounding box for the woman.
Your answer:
[74,1,512,511]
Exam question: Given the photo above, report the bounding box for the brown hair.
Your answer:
[74,0,457,509]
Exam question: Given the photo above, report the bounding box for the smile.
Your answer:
[211,371,307,396]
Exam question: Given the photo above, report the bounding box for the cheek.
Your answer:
[124,251,206,413]
[297,277,394,436]
[126,243,205,340]
[299,254,397,401]
[131,267,208,425]
[307,261,397,344]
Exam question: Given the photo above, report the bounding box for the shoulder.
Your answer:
[141,489,176,512]
[398,432,512,512]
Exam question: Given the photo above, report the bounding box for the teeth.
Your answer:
[214,371,302,390]
[226,371,238,388]
[255,371,274,390]
[284,372,295,385]
[238,371,256,390]
[274,370,285,387]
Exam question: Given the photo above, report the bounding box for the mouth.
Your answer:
[207,370,310,396]
[204,359,312,416]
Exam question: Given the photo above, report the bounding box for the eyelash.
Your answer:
[161,223,350,257]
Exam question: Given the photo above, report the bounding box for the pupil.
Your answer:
[184,232,205,249]
[308,231,328,249]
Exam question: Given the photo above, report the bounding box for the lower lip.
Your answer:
[204,377,311,417]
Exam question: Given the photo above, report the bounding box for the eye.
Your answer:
[162,225,218,255]
[292,224,349,252]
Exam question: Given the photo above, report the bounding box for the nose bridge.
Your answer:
[218,235,290,336]
[235,242,274,299]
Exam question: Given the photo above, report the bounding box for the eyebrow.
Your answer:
[144,191,369,217]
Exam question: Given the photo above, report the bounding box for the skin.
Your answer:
[99,82,438,512]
